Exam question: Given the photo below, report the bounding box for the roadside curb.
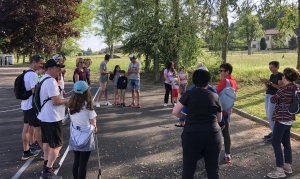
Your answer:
[233,107,300,141]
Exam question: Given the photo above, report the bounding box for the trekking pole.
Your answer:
[95,132,102,179]
[93,87,101,102]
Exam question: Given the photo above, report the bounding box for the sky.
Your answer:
[79,34,107,52]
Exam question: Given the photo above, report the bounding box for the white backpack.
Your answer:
[219,79,236,113]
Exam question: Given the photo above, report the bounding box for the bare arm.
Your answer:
[74,74,79,82]
[90,117,97,132]
[164,73,170,83]
[51,95,69,105]
[217,112,222,123]
[172,102,186,119]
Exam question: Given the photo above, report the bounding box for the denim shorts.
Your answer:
[130,79,140,90]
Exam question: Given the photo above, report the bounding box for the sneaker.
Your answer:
[41,164,61,174]
[173,103,177,107]
[21,150,39,160]
[129,102,136,107]
[137,103,141,108]
[41,168,62,179]
[29,141,41,150]
[266,137,272,143]
[283,166,293,174]
[113,101,117,105]
[264,132,273,139]
[225,156,231,163]
[163,103,167,107]
[104,101,112,106]
[267,168,286,178]
[95,102,100,107]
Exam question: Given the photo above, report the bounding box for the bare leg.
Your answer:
[29,126,34,145]
[22,124,30,151]
[34,126,42,151]
[104,87,108,102]
[46,146,62,168]
[136,90,140,104]
[43,143,49,161]
[114,88,117,103]
[131,89,135,103]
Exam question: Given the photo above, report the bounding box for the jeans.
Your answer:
[164,83,172,104]
[73,151,91,179]
[222,115,231,154]
[182,131,222,179]
[265,94,276,132]
[272,121,292,167]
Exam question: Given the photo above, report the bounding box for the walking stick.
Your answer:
[95,133,102,179]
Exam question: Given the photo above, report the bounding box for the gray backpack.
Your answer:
[283,88,300,115]
[219,79,236,112]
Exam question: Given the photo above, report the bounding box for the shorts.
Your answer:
[99,81,108,90]
[23,108,40,127]
[130,79,140,90]
[118,89,126,97]
[172,89,179,98]
[41,121,63,148]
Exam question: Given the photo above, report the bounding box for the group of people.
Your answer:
[170,60,299,179]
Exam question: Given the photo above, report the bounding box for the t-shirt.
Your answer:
[37,74,65,122]
[164,68,174,84]
[179,88,222,132]
[178,72,188,84]
[69,104,97,126]
[73,68,87,82]
[128,62,140,80]
[113,72,120,87]
[170,77,179,89]
[100,61,108,82]
[266,72,283,95]
[21,68,38,110]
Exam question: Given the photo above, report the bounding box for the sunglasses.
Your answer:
[218,70,226,73]
[79,62,84,64]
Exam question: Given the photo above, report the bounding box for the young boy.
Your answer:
[117,70,128,107]
[170,74,180,106]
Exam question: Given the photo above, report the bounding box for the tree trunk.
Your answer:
[17,52,19,63]
[154,0,160,81]
[221,0,229,63]
[22,55,25,65]
[248,41,252,55]
[154,53,160,81]
[110,44,114,58]
[144,54,150,72]
[172,0,180,67]
[297,0,300,69]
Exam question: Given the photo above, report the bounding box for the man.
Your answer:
[216,63,237,164]
[95,54,113,107]
[21,55,44,160]
[38,59,68,179]
[191,62,208,72]
[128,54,141,108]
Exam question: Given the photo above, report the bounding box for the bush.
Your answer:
[260,37,267,50]
[289,36,297,50]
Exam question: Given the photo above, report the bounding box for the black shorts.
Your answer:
[23,108,41,127]
[41,121,63,148]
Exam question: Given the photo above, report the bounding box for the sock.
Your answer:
[225,153,230,157]
[24,150,30,154]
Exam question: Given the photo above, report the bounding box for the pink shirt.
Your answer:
[178,72,188,84]
[164,68,174,84]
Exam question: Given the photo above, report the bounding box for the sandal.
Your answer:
[175,122,184,127]
[137,103,141,108]
[129,102,136,107]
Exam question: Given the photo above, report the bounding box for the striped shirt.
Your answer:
[270,82,299,122]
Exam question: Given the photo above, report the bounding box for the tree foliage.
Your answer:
[289,35,298,50]
[0,0,82,55]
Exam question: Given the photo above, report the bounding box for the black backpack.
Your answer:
[283,88,300,115]
[14,70,34,100]
[109,73,114,81]
[32,77,51,112]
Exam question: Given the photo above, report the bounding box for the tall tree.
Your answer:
[0,0,81,55]
[96,0,123,57]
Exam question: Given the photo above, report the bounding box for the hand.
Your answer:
[62,90,66,95]
[108,71,113,74]
[221,125,225,130]
[94,127,98,134]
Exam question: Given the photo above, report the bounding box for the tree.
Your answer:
[86,48,92,55]
[96,0,123,58]
[289,35,297,50]
[0,0,81,55]
[260,37,267,50]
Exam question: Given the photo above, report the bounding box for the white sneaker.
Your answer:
[95,102,100,107]
[163,103,167,107]
[104,102,112,106]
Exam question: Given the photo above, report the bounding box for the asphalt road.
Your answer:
[1,67,300,179]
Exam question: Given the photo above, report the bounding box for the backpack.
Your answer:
[219,79,236,113]
[32,77,51,112]
[14,70,34,100]
[109,73,114,81]
[284,88,300,115]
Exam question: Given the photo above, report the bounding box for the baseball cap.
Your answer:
[129,54,136,60]
[45,59,65,69]
[74,81,89,94]
[52,54,64,61]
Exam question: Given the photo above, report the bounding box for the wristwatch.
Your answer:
[268,82,273,86]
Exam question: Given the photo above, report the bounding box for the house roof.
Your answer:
[265,28,279,35]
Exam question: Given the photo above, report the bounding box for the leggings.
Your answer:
[73,151,91,179]
[222,115,231,154]
[164,83,172,104]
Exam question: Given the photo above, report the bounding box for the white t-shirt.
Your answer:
[58,73,65,99]
[21,68,38,110]
[69,104,97,126]
[37,74,65,122]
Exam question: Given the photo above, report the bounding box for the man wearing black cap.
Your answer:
[37,59,69,179]
[20,55,44,161]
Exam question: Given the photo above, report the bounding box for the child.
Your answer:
[178,66,188,95]
[68,81,97,179]
[170,73,180,106]
[84,58,92,86]
[36,67,45,82]
[112,65,121,105]
[117,70,128,107]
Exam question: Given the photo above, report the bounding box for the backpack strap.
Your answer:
[225,79,231,88]
[39,77,52,110]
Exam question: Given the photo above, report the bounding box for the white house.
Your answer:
[251,28,298,50]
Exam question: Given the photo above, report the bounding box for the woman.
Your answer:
[178,66,188,96]
[68,81,97,179]
[112,65,121,105]
[172,69,222,179]
[163,61,175,107]
[267,67,299,178]
[73,58,87,83]
[260,61,283,142]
